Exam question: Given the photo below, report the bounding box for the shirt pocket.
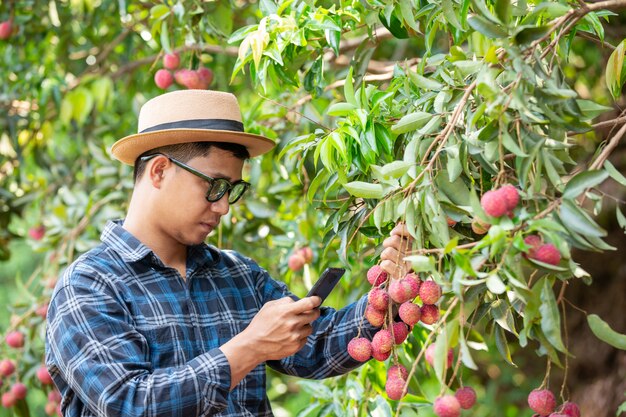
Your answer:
[141,324,188,368]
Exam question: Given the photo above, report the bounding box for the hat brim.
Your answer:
[111,129,276,165]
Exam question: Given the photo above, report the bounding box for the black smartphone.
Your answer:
[306,267,346,303]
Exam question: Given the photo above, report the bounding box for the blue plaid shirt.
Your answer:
[45,220,374,416]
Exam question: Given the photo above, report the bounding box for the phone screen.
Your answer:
[306,267,346,303]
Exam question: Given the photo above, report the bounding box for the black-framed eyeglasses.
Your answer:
[140,153,250,204]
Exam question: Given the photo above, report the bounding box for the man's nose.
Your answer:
[210,193,230,215]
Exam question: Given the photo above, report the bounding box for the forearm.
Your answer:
[220,332,265,390]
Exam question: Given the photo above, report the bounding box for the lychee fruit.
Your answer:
[500,185,520,211]
[420,304,439,325]
[45,402,58,416]
[37,366,54,385]
[419,280,441,305]
[163,52,180,70]
[398,302,421,326]
[372,329,393,353]
[174,69,202,89]
[6,331,24,348]
[36,303,48,319]
[368,288,390,311]
[528,389,556,416]
[1,391,16,408]
[196,67,214,88]
[387,364,409,380]
[455,386,476,409]
[347,337,372,362]
[523,235,543,259]
[481,189,508,217]
[433,395,461,417]
[154,69,173,90]
[287,253,306,271]
[48,390,62,403]
[389,278,418,304]
[425,344,454,368]
[0,20,12,40]
[533,244,561,265]
[371,348,391,361]
[367,265,388,286]
[28,225,45,240]
[365,305,386,327]
[446,217,457,227]
[392,321,409,344]
[471,218,491,234]
[404,272,422,296]
[10,382,27,400]
[0,359,15,377]
[296,247,313,263]
[559,401,581,417]
[385,377,407,400]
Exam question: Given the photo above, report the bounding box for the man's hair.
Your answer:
[133,142,250,183]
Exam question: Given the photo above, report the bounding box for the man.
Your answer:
[45,90,413,416]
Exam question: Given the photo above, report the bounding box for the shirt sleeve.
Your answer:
[45,271,231,417]
[259,270,379,379]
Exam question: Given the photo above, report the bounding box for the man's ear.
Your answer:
[146,155,170,189]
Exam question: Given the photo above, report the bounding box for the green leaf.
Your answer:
[576,99,612,120]
[587,314,626,349]
[409,71,444,91]
[160,20,171,54]
[617,206,626,231]
[486,274,506,294]
[344,67,357,107]
[391,112,433,134]
[513,24,551,45]
[327,102,357,116]
[562,170,609,199]
[559,198,607,237]
[495,0,511,24]
[539,278,566,352]
[343,182,386,199]
[606,40,626,99]
[604,160,626,186]
[467,15,508,38]
[495,325,515,365]
[442,0,464,31]
[379,161,414,179]
[405,255,436,272]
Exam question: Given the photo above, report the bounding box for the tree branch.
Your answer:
[589,117,626,170]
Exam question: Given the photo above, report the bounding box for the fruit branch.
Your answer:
[588,115,626,170]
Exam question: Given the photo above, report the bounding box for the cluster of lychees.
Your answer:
[154,52,214,90]
[347,265,445,400]
[432,386,477,417]
[528,389,581,417]
[1,331,60,415]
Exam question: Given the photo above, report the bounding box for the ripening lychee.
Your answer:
[420,304,440,325]
[287,253,306,271]
[347,337,372,362]
[0,359,15,377]
[196,67,214,88]
[368,288,390,311]
[471,218,491,235]
[387,364,408,380]
[1,391,16,408]
[154,69,173,90]
[398,302,421,326]
[533,244,561,265]
[547,414,568,417]
[296,247,313,264]
[174,69,202,89]
[28,225,45,240]
[500,185,520,211]
[481,189,508,217]
[45,402,57,416]
[36,303,48,319]
[48,390,62,403]
[404,273,421,297]
[365,305,386,327]
[524,235,543,259]
[455,386,476,409]
[0,20,12,40]
[559,401,581,417]
[372,329,393,353]
[163,52,180,70]
[446,217,457,227]
[6,331,24,348]
[385,377,406,400]
[371,348,391,361]
[367,265,388,286]
[37,366,54,385]
[425,344,454,368]
[433,395,461,417]
[392,322,409,344]
[388,278,416,304]
[10,383,27,400]
[419,280,442,305]
[528,389,556,416]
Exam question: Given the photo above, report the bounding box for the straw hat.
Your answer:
[111,90,276,165]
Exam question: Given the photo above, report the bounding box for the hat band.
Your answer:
[140,118,244,134]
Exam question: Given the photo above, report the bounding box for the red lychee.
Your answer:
[533,244,561,266]
[398,302,421,326]
[1,391,16,408]
[559,401,581,417]
[524,235,543,259]
[0,20,12,40]
[48,390,62,403]
[547,414,568,417]
[455,386,476,409]
[0,359,15,377]
[481,189,508,217]
[446,217,457,227]
[45,402,57,416]
[419,280,441,305]
[365,305,386,327]
[387,364,408,380]
[36,303,48,319]
[174,69,203,89]
[347,337,372,362]
[6,331,24,348]
[367,265,388,286]
[28,225,45,240]
[196,67,213,88]
[404,272,422,296]
[154,69,173,90]
[385,377,407,400]
[37,366,54,385]
[420,304,439,325]
[10,382,27,400]
[425,344,454,368]
[296,247,313,264]
[388,278,417,304]
[372,329,393,353]
[368,288,390,311]
[162,52,180,70]
[392,321,409,344]
[433,395,461,417]
[528,389,556,416]
[500,185,520,211]
[287,253,306,271]
[371,348,391,361]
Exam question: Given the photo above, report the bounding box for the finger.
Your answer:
[289,296,321,314]
[298,308,321,323]
[383,235,412,252]
[391,223,413,240]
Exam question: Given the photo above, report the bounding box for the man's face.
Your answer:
[154,147,246,246]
